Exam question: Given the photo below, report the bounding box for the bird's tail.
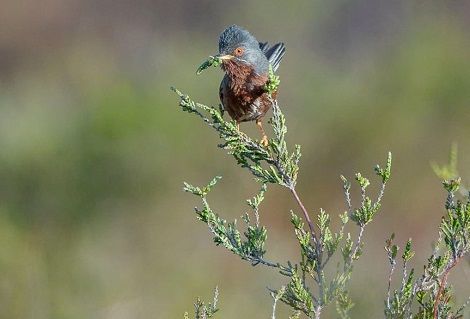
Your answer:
[259,42,286,72]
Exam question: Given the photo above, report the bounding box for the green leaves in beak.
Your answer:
[196,56,223,75]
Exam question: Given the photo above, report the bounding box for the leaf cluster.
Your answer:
[196,56,223,75]
[278,155,392,318]
[172,87,300,188]
[184,287,219,319]
[384,179,470,319]
[264,65,280,95]
[183,154,392,319]
[184,178,272,266]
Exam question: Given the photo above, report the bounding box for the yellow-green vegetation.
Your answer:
[196,56,223,75]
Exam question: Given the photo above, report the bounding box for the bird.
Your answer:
[214,25,286,146]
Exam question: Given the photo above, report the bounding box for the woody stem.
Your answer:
[433,257,461,318]
[290,187,318,244]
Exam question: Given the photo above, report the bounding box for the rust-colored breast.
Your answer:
[219,60,274,123]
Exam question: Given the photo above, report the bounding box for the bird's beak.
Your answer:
[215,54,234,61]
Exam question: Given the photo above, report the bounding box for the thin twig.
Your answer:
[290,187,317,244]
[314,306,322,319]
[321,253,332,269]
[455,296,470,317]
[401,259,408,291]
[361,186,367,207]
[351,227,365,262]
[376,181,387,205]
[433,257,462,318]
[386,260,396,310]
[345,188,353,214]
[289,186,324,317]
[252,257,290,274]
[270,286,286,319]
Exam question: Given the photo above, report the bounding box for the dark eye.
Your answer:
[234,47,244,56]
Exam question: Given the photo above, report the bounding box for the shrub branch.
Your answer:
[175,69,468,319]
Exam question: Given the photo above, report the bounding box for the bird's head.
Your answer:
[216,25,269,75]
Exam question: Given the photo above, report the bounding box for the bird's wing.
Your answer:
[219,76,227,105]
[259,42,269,53]
[258,42,286,72]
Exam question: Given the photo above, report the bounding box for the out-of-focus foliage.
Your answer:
[184,287,219,319]
[384,176,470,319]
[0,0,469,318]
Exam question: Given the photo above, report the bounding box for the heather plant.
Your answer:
[184,287,219,319]
[174,68,469,318]
[384,147,470,319]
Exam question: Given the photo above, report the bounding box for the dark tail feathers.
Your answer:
[259,42,286,72]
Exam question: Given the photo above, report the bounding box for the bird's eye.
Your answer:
[234,47,244,56]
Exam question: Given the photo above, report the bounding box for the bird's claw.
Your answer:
[260,135,269,147]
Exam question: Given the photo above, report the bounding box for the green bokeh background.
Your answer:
[0,0,469,318]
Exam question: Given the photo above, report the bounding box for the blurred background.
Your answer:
[0,0,469,318]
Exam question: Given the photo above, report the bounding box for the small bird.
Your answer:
[215,25,286,146]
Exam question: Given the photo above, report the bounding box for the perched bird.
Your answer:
[215,25,286,146]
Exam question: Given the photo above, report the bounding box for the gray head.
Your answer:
[217,25,269,75]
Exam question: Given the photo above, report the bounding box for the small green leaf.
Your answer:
[391,245,398,259]
[443,178,461,193]
[375,152,392,183]
[340,211,349,224]
[264,64,280,95]
[196,56,223,75]
[402,239,415,262]
[355,173,370,189]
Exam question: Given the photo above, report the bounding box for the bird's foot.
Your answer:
[256,120,269,147]
[260,135,269,147]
